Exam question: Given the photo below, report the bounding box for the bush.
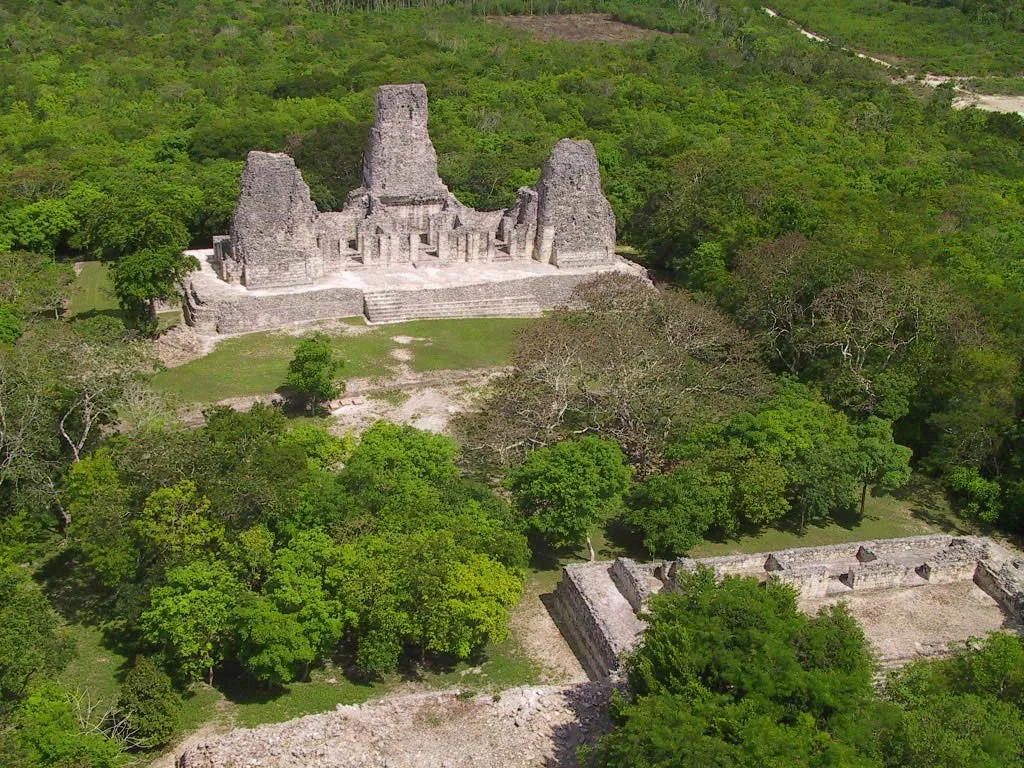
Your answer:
[945,466,1001,524]
[115,657,180,748]
[283,332,343,412]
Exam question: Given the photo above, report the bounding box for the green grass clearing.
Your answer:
[58,623,130,707]
[68,262,120,318]
[539,478,967,567]
[151,317,535,404]
[689,486,966,558]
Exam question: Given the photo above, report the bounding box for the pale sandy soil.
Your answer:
[802,580,1019,664]
[510,577,588,685]
[178,683,613,768]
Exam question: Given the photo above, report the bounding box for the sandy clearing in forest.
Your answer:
[487,13,670,43]
[761,7,1024,116]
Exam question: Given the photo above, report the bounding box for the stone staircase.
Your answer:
[363,290,542,324]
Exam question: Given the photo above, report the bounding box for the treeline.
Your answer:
[584,571,1024,766]
[905,0,1024,28]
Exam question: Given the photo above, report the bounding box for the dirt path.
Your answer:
[509,575,588,685]
[762,6,1024,116]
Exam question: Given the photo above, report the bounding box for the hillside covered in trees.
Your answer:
[1,0,1023,764]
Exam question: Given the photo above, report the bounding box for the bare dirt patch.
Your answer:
[330,367,502,435]
[510,576,588,685]
[179,683,613,768]
[803,581,1019,665]
[488,13,668,43]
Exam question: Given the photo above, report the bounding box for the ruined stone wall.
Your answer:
[551,535,1024,681]
[550,567,622,681]
[361,271,602,324]
[609,558,657,613]
[186,284,364,334]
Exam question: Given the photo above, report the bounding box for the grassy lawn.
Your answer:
[68,261,120,318]
[151,317,535,404]
[688,488,966,558]
[58,624,130,707]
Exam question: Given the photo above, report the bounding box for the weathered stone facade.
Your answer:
[552,535,1024,679]
[210,83,618,292]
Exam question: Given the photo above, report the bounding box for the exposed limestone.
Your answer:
[551,536,1024,679]
[177,683,613,768]
[195,83,637,327]
[219,152,320,288]
[362,83,448,201]
[535,139,616,267]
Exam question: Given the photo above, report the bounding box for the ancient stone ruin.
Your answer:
[551,535,1024,679]
[184,83,639,330]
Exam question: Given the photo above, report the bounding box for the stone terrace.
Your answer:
[550,535,1024,679]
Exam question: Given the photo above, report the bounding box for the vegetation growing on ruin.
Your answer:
[585,572,1024,767]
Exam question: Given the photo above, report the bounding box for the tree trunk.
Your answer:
[860,481,868,517]
[207,666,214,686]
[149,299,159,323]
[586,535,596,562]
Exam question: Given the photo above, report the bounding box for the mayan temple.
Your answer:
[185,83,641,330]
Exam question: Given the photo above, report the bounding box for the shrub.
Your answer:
[115,657,180,748]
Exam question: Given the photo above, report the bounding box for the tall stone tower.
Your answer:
[361,84,448,202]
[223,151,322,288]
[534,139,616,267]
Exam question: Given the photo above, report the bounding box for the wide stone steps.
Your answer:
[363,291,542,324]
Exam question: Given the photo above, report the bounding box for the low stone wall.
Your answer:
[186,283,364,334]
[775,564,831,598]
[550,566,620,680]
[974,557,1024,621]
[842,560,917,591]
[551,536,1024,682]
[609,558,656,613]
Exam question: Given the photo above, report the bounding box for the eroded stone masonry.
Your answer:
[551,535,1024,679]
[183,83,643,331]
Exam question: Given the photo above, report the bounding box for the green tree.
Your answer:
[64,450,137,587]
[854,417,912,516]
[140,560,239,684]
[110,247,198,329]
[2,682,123,768]
[134,480,223,568]
[0,565,72,709]
[283,333,343,413]
[621,466,733,556]
[506,437,632,553]
[115,657,180,748]
[235,595,314,687]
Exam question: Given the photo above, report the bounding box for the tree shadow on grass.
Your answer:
[909,506,969,534]
[599,517,650,561]
[37,548,116,625]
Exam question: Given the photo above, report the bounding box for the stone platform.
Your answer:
[183,248,647,333]
[551,535,1024,679]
